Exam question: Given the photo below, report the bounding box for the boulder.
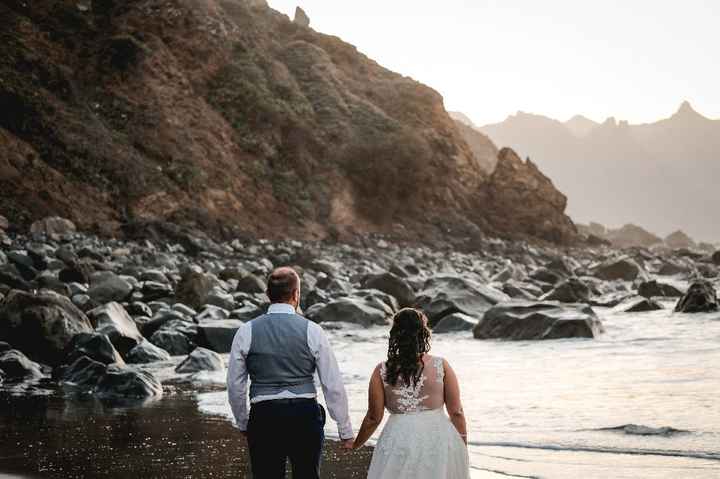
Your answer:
[502,280,542,300]
[306,297,390,327]
[59,259,95,285]
[125,340,171,364]
[674,281,718,313]
[87,302,143,356]
[637,280,683,298]
[658,261,691,276]
[414,275,509,326]
[88,273,133,304]
[140,308,188,337]
[614,296,663,313]
[433,313,477,333]
[0,341,11,353]
[361,272,415,308]
[60,355,107,389]
[235,274,266,294]
[540,278,590,303]
[529,268,564,285]
[230,304,265,322]
[0,215,8,230]
[176,271,215,309]
[712,251,720,266]
[205,290,236,310]
[473,301,603,340]
[589,292,634,308]
[0,349,43,381]
[0,267,33,291]
[64,332,125,366]
[592,257,643,281]
[175,347,224,374]
[197,320,243,353]
[30,216,77,240]
[149,329,193,356]
[0,290,93,366]
[95,366,163,399]
[140,281,174,301]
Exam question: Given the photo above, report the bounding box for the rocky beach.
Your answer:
[1,216,720,477]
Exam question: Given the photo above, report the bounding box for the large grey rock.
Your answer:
[361,272,415,308]
[540,278,590,303]
[235,274,266,294]
[88,273,133,304]
[30,216,77,240]
[95,366,163,399]
[0,349,43,381]
[414,275,509,326]
[674,281,718,313]
[126,340,171,364]
[614,296,663,313]
[64,332,125,366]
[149,329,193,356]
[176,270,216,309]
[592,257,644,281]
[0,290,93,366]
[197,320,243,353]
[60,355,107,389]
[175,347,224,374]
[638,280,683,298]
[433,313,477,333]
[88,302,143,356]
[306,297,390,327]
[473,301,603,340]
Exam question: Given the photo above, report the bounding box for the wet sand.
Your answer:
[0,387,372,478]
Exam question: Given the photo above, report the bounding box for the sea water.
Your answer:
[198,301,720,478]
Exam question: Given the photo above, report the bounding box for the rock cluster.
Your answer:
[1,216,719,398]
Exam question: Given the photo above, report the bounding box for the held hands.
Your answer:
[340,438,355,450]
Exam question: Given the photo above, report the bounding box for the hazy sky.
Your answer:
[268,0,720,125]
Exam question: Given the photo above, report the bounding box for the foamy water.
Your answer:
[198,300,720,478]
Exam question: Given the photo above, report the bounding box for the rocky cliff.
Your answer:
[0,0,575,244]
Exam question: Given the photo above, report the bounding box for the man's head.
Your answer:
[266,267,301,308]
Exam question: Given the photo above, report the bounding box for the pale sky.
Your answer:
[268,0,720,125]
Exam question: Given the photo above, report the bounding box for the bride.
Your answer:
[352,308,471,478]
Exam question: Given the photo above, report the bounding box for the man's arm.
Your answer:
[309,323,353,440]
[227,323,251,431]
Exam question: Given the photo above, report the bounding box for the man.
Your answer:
[227,267,354,478]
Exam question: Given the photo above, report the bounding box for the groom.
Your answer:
[227,267,354,478]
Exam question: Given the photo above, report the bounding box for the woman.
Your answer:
[353,308,470,479]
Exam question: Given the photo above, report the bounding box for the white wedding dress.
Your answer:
[367,356,471,479]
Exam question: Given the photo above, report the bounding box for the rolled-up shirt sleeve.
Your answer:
[308,323,353,440]
[227,322,252,430]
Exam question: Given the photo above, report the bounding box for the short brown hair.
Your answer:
[266,267,300,302]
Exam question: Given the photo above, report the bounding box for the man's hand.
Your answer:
[340,438,354,450]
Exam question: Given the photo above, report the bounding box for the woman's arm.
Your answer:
[352,364,385,449]
[443,359,468,444]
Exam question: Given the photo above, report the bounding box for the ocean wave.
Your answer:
[592,424,690,436]
[468,441,720,461]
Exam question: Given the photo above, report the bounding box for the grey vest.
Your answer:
[246,312,317,399]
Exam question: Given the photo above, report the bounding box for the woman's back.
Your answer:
[380,355,445,414]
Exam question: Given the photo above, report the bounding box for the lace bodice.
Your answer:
[380,355,445,414]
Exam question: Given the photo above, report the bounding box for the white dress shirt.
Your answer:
[227,303,354,439]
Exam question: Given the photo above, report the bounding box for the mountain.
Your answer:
[564,115,598,138]
[452,120,498,174]
[0,0,576,244]
[480,102,720,242]
[449,111,478,128]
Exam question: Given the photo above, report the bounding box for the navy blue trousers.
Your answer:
[247,399,326,479]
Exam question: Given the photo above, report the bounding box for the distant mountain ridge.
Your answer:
[479,102,720,241]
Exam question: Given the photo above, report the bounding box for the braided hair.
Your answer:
[385,308,432,387]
